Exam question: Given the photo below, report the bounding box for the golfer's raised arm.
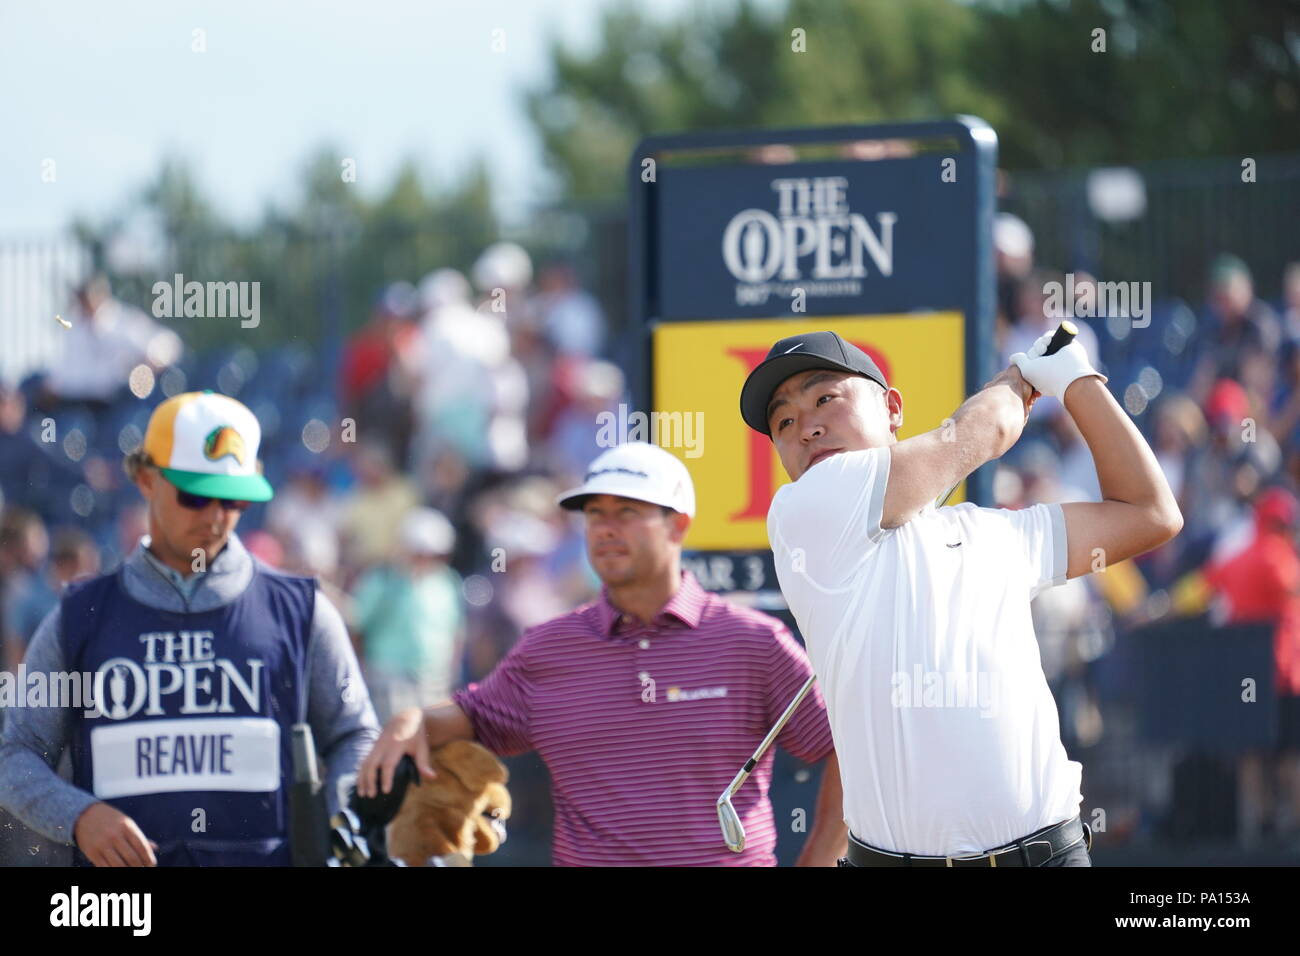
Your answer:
[882,365,1035,529]
[1058,376,1182,578]
[1008,332,1182,577]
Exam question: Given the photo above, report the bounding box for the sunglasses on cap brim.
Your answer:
[160,474,250,512]
[176,489,250,513]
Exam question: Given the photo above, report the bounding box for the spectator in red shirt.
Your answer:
[339,283,420,462]
[340,285,409,403]
[1204,486,1300,843]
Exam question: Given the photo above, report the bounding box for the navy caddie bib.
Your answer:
[62,563,315,866]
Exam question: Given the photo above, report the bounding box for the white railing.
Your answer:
[0,237,92,387]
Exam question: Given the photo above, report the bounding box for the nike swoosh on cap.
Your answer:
[784,343,803,354]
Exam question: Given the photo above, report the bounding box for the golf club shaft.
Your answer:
[722,673,817,798]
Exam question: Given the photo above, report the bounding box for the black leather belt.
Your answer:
[840,816,1091,867]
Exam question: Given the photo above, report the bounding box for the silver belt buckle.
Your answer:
[946,850,997,867]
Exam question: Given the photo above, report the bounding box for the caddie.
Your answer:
[740,329,1182,867]
[0,391,378,866]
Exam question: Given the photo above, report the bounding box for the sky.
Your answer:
[0,0,699,236]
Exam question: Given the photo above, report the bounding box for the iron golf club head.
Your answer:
[716,674,816,854]
[717,793,746,853]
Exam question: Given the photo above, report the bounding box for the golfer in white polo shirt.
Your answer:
[740,329,1182,867]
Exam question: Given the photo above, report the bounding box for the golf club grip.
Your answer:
[1044,319,1078,356]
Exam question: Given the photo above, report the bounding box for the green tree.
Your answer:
[967,0,1300,168]
[525,0,1300,201]
[524,1,788,200]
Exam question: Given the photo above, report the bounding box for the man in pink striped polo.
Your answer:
[358,441,846,866]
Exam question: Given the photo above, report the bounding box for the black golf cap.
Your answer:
[739,330,889,436]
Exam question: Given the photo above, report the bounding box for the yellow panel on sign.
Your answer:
[653,313,965,551]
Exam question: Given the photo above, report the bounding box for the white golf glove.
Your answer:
[1009,330,1107,401]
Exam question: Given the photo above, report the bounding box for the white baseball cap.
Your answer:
[142,390,273,502]
[556,442,695,517]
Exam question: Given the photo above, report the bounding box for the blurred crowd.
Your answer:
[275,243,624,713]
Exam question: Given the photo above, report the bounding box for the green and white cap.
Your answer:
[142,390,274,502]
